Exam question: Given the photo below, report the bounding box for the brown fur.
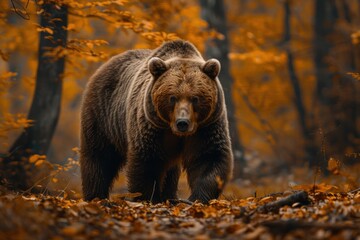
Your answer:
[80,40,233,203]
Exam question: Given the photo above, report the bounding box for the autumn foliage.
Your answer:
[0,0,359,238]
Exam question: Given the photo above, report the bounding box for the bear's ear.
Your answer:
[202,59,221,79]
[148,57,168,79]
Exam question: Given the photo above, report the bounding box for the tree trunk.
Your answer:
[4,2,68,189]
[314,0,338,107]
[351,0,360,145]
[199,0,245,177]
[283,0,317,167]
[355,39,360,140]
[313,0,357,166]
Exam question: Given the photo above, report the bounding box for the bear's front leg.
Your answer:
[186,149,232,203]
[161,166,181,200]
[126,150,165,203]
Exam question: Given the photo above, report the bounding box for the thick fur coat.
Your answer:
[80,40,233,203]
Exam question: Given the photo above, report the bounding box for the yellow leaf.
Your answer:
[172,207,180,216]
[86,42,94,49]
[258,196,273,204]
[84,204,101,215]
[29,154,40,163]
[327,158,341,175]
[35,160,45,167]
[72,147,80,153]
[36,27,54,35]
[66,23,76,31]
[36,9,44,15]
[62,223,85,236]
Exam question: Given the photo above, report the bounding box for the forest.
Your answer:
[0,0,359,239]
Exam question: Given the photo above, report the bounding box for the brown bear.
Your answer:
[80,40,233,203]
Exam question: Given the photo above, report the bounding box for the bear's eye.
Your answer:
[169,95,177,104]
[191,96,199,105]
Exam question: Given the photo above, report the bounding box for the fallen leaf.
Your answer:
[62,223,85,236]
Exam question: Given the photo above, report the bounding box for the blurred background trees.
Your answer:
[0,0,359,190]
[200,0,246,175]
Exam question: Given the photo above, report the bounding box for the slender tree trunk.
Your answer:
[314,0,338,107]
[283,0,317,166]
[4,2,68,189]
[313,0,337,170]
[199,0,245,177]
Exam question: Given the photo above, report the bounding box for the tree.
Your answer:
[283,0,317,167]
[4,1,68,189]
[199,0,245,177]
[313,0,358,165]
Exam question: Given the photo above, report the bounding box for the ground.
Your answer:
[0,186,359,240]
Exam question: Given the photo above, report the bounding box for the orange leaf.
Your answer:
[327,158,341,175]
[29,154,40,163]
[35,160,45,167]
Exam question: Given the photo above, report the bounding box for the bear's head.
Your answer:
[147,57,222,136]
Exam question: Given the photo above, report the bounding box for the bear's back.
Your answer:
[87,49,151,94]
[150,40,203,61]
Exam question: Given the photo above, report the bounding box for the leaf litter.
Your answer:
[0,188,359,239]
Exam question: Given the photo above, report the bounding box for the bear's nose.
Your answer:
[176,119,190,132]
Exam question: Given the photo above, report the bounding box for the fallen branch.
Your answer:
[349,187,360,194]
[262,219,360,234]
[257,191,310,213]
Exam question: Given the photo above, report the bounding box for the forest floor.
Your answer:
[0,156,359,239]
[0,185,359,239]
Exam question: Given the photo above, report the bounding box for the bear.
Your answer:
[80,40,233,203]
